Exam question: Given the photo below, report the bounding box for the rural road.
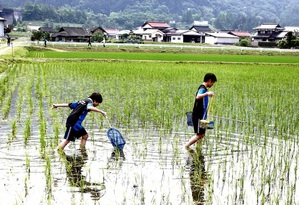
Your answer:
[0,37,30,56]
[1,37,299,56]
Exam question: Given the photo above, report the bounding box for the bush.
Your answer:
[291,39,299,48]
[237,39,251,47]
[277,40,288,49]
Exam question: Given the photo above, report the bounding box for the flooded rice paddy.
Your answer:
[0,62,298,204]
[1,119,299,205]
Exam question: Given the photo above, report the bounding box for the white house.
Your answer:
[0,17,5,37]
[116,30,131,40]
[168,30,186,43]
[205,32,239,45]
[141,29,164,42]
[167,30,203,43]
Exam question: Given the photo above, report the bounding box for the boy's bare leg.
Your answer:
[80,134,89,149]
[57,139,70,150]
[185,134,204,149]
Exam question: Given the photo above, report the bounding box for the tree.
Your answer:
[237,38,251,47]
[278,32,298,49]
[277,40,288,49]
[31,30,44,41]
[181,9,194,24]
[286,31,296,48]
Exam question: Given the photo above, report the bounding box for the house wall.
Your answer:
[142,34,151,41]
[170,35,184,43]
[54,37,89,42]
[155,34,163,42]
[215,37,238,44]
[205,36,238,44]
[205,36,216,44]
[142,33,163,42]
[0,20,5,37]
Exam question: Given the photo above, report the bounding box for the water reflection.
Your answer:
[110,147,125,159]
[60,149,104,201]
[187,145,207,205]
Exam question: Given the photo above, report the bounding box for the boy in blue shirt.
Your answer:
[53,92,107,150]
[185,73,217,149]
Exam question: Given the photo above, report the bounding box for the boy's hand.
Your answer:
[101,111,107,118]
[206,91,214,97]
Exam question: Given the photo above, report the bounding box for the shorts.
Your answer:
[64,126,87,142]
[192,117,206,135]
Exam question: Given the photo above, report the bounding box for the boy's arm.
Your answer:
[52,103,69,109]
[195,91,214,100]
[88,107,107,118]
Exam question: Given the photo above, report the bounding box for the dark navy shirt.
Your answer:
[192,84,209,120]
[66,98,93,130]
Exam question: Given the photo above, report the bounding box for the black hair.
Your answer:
[89,92,103,103]
[203,73,217,82]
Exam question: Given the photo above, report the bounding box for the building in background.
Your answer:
[0,17,5,37]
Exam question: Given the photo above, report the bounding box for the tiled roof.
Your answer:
[166,30,203,36]
[142,21,170,29]
[39,27,56,33]
[104,28,119,34]
[228,31,251,37]
[58,27,91,36]
[142,29,164,35]
[206,32,239,38]
[190,25,212,33]
[253,24,283,30]
[89,26,106,33]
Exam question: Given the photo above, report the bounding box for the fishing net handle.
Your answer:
[105,116,112,128]
[203,95,214,121]
[208,96,214,117]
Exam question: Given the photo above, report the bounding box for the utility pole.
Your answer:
[11,42,14,60]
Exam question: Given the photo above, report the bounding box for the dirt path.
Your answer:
[0,37,30,55]
[0,44,13,55]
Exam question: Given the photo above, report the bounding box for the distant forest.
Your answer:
[2,0,299,32]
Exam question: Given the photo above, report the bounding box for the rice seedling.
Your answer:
[24,175,28,197]
[44,154,52,193]
[23,118,31,146]
[25,153,30,173]
[26,50,299,64]
[11,119,17,138]
[2,90,12,119]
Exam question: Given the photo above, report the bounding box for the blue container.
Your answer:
[186,112,193,126]
[207,121,214,129]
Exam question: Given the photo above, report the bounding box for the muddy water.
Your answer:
[0,119,194,205]
[1,118,299,205]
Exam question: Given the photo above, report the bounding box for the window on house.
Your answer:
[172,37,176,40]
[178,37,181,40]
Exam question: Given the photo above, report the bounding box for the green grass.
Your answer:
[25,51,299,64]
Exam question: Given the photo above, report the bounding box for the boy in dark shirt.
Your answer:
[185,73,217,149]
[53,92,106,150]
